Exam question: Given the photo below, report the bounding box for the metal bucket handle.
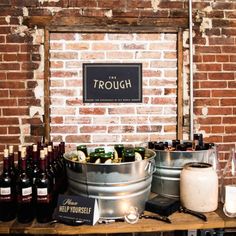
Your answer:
[145,159,156,174]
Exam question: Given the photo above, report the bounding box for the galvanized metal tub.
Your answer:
[151,148,217,198]
[64,148,156,219]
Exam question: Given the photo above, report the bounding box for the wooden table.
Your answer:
[0,208,235,235]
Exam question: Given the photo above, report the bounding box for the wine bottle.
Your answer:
[35,150,54,223]
[8,145,17,181]
[16,149,34,223]
[0,149,16,221]
[31,144,40,190]
[47,145,58,208]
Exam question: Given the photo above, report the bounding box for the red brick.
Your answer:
[50,33,76,41]
[193,55,202,63]
[7,72,34,80]
[108,125,134,133]
[209,37,234,45]
[68,0,97,7]
[0,99,17,106]
[212,126,224,133]
[143,88,162,96]
[223,135,236,143]
[21,62,39,70]
[208,73,234,80]
[0,63,20,70]
[65,116,92,124]
[6,34,33,43]
[193,90,211,97]
[108,107,135,115]
[194,99,219,107]
[65,135,90,143]
[0,136,20,144]
[20,44,40,53]
[8,126,20,134]
[195,46,221,54]
[0,27,11,34]
[221,99,236,106]
[66,43,90,50]
[51,71,78,78]
[196,64,221,71]
[3,108,29,116]
[18,98,41,106]
[18,54,31,61]
[81,52,105,60]
[200,81,227,88]
[225,126,236,134]
[106,52,134,59]
[51,107,76,116]
[202,55,215,62]
[151,61,177,68]
[223,117,236,124]
[50,89,77,97]
[80,108,106,115]
[137,125,162,133]
[80,34,105,40]
[0,81,25,89]
[50,52,78,60]
[22,117,43,125]
[204,136,223,143]
[207,108,232,116]
[121,117,149,124]
[198,126,211,134]
[197,117,221,125]
[3,54,17,61]
[212,90,236,97]
[193,73,207,81]
[222,28,236,36]
[51,126,78,133]
[222,46,236,53]
[51,116,63,124]
[216,55,229,62]
[0,127,7,134]
[223,64,236,71]
[151,97,176,105]
[143,70,161,77]
[0,118,19,125]
[66,99,83,106]
[164,125,177,133]
[228,81,236,88]
[9,89,34,97]
[80,126,106,133]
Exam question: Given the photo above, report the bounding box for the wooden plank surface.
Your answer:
[0,208,229,235]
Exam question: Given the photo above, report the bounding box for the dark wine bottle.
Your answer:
[35,150,54,223]
[31,144,40,185]
[16,149,34,223]
[0,149,16,221]
[47,145,58,208]
[8,145,17,181]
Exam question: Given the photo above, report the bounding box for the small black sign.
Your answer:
[83,63,142,103]
[54,194,100,225]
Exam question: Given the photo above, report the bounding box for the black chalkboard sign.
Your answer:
[83,63,142,103]
[54,194,100,225]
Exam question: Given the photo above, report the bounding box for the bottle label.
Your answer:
[0,187,11,195]
[0,188,12,202]
[37,188,48,196]
[22,187,32,196]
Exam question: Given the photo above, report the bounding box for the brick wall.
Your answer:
[0,0,235,163]
[49,32,177,149]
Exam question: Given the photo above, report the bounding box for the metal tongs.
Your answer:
[179,206,207,222]
[140,214,171,224]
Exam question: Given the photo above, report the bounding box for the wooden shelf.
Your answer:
[0,208,235,235]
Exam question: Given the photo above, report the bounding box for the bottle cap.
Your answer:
[3,148,9,158]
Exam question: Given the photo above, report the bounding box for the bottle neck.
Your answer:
[21,158,27,172]
[39,158,46,172]
[3,157,10,172]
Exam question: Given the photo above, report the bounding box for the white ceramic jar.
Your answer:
[180,162,218,212]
